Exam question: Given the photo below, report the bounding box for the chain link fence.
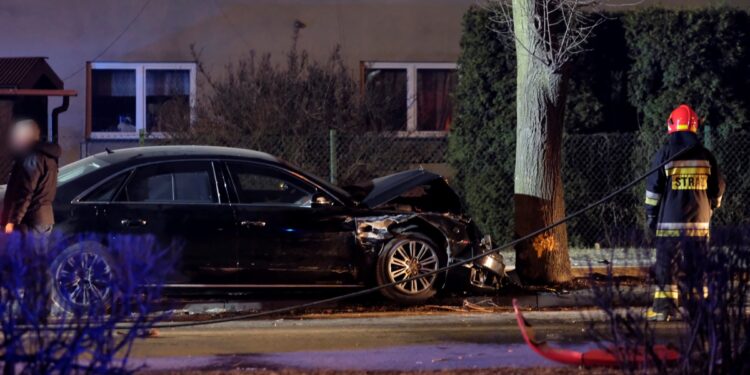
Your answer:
[6,131,749,252]
[244,131,750,250]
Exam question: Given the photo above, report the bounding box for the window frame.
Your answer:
[362,62,457,136]
[86,62,197,140]
[72,160,224,205]
[221,161,330,208]
[76,170,132,203]
[116,160,219,204]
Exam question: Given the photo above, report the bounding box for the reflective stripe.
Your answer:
[645,191,661,200]
[665,167,711,176]
[656,221,710,237]
[703,286,708,298]
[675,124,690,131]
[656,222,709,230]
[656,229,710,237]
[654,285,678,300]
[664,160,711,169]
[654,290,679,299]
[645,190,661,206]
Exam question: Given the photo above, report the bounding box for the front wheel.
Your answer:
[376,233,444,304]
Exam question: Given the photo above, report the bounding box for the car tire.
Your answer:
[376,233,445,305]
[50,241,117,314]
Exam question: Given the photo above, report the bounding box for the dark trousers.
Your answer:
[652,237,708,314]
[17,223,53,236]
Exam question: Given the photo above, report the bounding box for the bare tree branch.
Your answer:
[486,0,634,72]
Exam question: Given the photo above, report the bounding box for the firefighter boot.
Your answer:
[647,286,679,322]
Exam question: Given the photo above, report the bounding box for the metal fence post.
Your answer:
[329,129,338,184]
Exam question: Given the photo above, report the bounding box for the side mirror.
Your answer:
[311,192,335,208]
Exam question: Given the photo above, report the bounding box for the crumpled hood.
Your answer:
[351,169,455,209]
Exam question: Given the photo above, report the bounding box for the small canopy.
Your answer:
[0,57,76,144]
[0,57,75,97]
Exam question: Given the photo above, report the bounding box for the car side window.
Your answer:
[226,162,314,206]
[116,161,217,203]
[80,172,129,202]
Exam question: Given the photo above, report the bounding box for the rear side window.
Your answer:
[81,172,129,202]
[116,161,217,203]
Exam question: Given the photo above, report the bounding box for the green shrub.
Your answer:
[626,8,750,141]
[448,6,516,241]
[565,17,636,134]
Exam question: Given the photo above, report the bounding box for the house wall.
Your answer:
[0,0,746,163]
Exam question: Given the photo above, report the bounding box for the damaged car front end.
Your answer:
[346,169,506,302]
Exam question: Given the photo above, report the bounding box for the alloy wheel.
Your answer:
[55,249,114,309]
[387,240,439,294]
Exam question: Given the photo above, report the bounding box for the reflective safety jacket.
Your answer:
[645,132,725,238]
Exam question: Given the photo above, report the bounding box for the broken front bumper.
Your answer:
[468,236,507,290]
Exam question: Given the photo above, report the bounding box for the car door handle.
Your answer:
[121,219,148,227]
[240,220,266,228]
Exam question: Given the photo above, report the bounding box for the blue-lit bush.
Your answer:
[0,232,176,374]
[588,229,750,374]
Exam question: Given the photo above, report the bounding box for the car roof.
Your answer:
[92,145,282,165]
[85,145,354,205]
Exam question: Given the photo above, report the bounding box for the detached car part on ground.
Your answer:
[0,146,506,310]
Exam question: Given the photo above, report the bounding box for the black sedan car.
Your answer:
[2,146,505,308]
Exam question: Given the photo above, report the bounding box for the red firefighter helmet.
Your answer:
[667,104,699,134]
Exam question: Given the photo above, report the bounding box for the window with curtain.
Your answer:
[365,68,408,131]
[88,63,195,138]
[417,69,457,131]
[363,63,457,133]
[91,69,136,133]
[146,69,191,133]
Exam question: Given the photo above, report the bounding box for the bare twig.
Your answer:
[487,0,627,71]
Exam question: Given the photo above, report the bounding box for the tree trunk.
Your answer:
[512,0,573,284]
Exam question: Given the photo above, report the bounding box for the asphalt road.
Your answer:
[129,310,655,372]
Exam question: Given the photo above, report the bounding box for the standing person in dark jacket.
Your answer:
[644,104,725,321]
[1,119,61,236]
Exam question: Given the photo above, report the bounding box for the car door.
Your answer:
[223,161,358,285]
[103,160,238,285]
[62,171,132,235]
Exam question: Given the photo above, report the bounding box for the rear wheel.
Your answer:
[50,241,116,313]
[376,233,444,304]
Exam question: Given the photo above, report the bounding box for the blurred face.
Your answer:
[9,120,40,154]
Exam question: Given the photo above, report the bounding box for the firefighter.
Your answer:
[644,104,725,321]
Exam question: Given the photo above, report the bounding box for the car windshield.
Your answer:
[58,156,111,185]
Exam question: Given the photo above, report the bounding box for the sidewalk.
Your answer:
[487,285,651,309]
[130,311,605,373]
